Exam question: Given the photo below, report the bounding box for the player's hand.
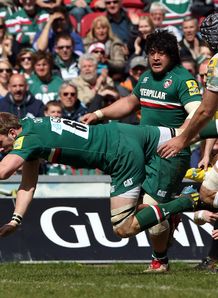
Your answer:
[157,135,187,158]
[0,221,18,237]
[212,229,218,240]
[202,211,218,224]
[80,113,99,124]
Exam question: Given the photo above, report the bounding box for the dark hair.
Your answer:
[146,30,181,67]
[32,51,54,69]
[51,6,72,32]
[54,32,74,47]
[0,112,21,135]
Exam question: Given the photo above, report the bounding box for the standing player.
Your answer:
[81,30,202,272]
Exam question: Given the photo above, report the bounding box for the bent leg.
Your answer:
[111,194,194,238]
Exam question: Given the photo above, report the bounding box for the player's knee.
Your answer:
[113,224,134,238]
[201,164,218,206]
[111,205,136,238]
[143,193,158,205]
[148,220,170,236]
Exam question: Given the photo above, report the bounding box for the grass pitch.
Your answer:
[0,262,217,298]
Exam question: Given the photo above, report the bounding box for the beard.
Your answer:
[81,73,97,84]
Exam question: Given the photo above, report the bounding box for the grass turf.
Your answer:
[0,262,217,298]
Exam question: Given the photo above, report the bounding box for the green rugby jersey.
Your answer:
[27,74,63,105]
[133,65,201,128]
[10,117,160,175]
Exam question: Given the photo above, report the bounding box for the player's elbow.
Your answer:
[202,108,216,119]
[0,170,13,180]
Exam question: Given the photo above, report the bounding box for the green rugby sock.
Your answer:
[135,196,192,231]
[199,120,218,139]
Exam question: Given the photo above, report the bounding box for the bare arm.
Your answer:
[81,94,140,124]
[158,89,218,158]
[0,154,25,179]
[198,138,216,170]
[0,159,40,237]
[36,13,64,51]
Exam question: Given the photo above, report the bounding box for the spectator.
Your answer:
[34,6,84,55]
[67,0,93,22]
[0,58,12,99]
[149,2,182,42]
[59,82,87,121]
[191,0,215,18]
[0,0,18,18]
[36,0,62,10]
[133,15,155,57]
[147,0,192,28]
[5,0,49,47]
[44,99,62,117]
[121,56,148,93]
[199,43,213,60]
[198,57,211,93]
[54,32,80,81]
[181,56,197,77]
[87,42,108,75]
[0,73,44,118]
[71,53,114,106]
[0,17,20,66]
[179,16,205,64]
[15,48,35,79]
[104,0,138,47]
[84,15,126,71]
[27,51,63,104]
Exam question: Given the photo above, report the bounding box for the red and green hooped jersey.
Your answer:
[133,65,201,128]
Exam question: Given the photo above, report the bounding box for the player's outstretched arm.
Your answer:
[81,95,139,124]
[0,160,40,237]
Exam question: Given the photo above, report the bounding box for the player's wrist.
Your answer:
[94,110,104,120]
[11,213,23,226]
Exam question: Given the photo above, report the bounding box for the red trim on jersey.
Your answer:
[140,101,183,110]
[51,148,62,163]
[153,205,163,222]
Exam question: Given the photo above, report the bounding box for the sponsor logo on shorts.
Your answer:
[157,189,167,197]
[124,178,133,187]
[110,185,116,193]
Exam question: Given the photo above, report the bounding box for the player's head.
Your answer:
[146,30,180,75]
[0,112,21,135]
[0,112,21,153]
[200,13,218,52]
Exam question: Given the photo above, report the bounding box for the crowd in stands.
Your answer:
[0,0,218,176]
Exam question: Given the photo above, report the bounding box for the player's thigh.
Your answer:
[143,154,190,203]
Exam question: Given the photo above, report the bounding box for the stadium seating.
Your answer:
[122,0,144,9]
[69,15,78,31]
[79,12,106,37]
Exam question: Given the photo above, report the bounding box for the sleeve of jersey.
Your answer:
[206,54,218,92]
[178,76,202,105]
[9,136,36,161]
[132,76,143,98]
